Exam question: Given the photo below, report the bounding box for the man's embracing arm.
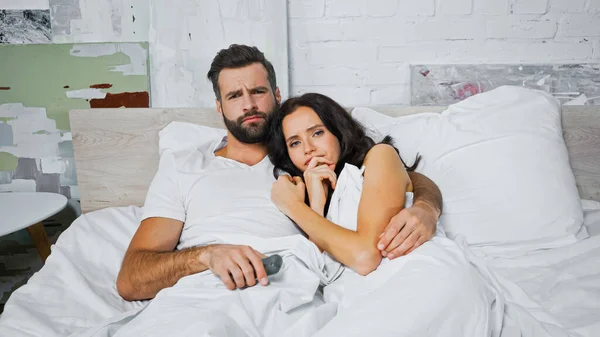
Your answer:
[408,171,443,216]
[376,171,442,259]
[116,217,269,301]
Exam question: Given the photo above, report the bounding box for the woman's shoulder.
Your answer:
[361,143,411,189]
[363,143,399,165]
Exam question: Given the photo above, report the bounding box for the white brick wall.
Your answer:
[326,0,362,17]
[289,0,325,18]
[287,0,600,106]
[550,0,586,12]
[589,0,600,12]
[323,0,400,17]
[485,18,557,39]
[397,0,435,16]
[557,14,600,37]
[438,0,473,15]
[306,41,379,66]
[364,0,399,17]
[513,0,549,14]
[474,0,507,15]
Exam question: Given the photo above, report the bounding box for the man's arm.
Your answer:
[117,217,202,301]
[376,171,443,259]
[408,171,443,216]
[116,217,269,301]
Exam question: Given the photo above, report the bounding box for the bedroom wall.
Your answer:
[148,0,289,108]
[288,0,600,105]
[0,0,288,200]
[1,0,599,197]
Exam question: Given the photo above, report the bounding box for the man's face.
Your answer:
[216,63,281,144]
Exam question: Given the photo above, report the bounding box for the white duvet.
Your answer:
[1,190,599,336]
[74,234,341,337]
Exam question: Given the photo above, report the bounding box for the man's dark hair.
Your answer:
[207,44,277,101]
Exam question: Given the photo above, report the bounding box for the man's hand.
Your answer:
[199,244,268,290]
[376,201,439,259]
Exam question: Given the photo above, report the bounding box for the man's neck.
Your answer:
[214,133,268,166]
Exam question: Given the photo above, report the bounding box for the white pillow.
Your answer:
[158,121,226,155]
[353,86,587,257]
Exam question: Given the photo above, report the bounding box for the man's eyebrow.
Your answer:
[285,124,324,143]
[225,86,269,98]
[225,89,242,98]
[250,86,269,92]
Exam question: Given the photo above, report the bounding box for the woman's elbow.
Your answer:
[352,248,382,276]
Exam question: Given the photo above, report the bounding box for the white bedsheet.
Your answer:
[0,201,598,336]
[314,164,502,336]
[0,206,147,337]
[491,234,600,337]
[489,200,600,337]
[73,234,340,337]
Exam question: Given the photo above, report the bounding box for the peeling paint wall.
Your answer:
[49,0,148,43]
[3,0,289,109]
[0,43,149,197]
[0,9,51,44]
[0,0,49,10]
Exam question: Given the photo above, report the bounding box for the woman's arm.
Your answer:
[281,144,410,275]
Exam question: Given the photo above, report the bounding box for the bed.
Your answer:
[0,87,599,336]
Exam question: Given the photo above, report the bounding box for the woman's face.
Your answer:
[282,106,341,172]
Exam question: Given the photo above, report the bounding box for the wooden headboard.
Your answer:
[69,106,600,213]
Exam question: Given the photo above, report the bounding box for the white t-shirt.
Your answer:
[142,137,302,250]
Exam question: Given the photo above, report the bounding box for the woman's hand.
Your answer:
[303,157,337,216]
[271,175,306,215]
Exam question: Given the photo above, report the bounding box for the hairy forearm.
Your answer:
[117,247,209,301]
[408,171,443,216]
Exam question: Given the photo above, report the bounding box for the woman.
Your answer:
[267,92,421,276]
[266,94,499,337]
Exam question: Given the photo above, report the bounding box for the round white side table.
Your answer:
[0,192,68,262]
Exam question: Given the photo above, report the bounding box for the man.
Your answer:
[116,44,442,301]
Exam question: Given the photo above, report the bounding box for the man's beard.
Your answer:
[222,110,271,144]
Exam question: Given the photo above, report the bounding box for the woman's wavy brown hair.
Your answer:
[267,92,420,183]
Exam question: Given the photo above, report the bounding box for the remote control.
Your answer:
[261,254,283,276]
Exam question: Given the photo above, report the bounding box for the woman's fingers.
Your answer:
[318,170,337,189]
[306,156,334,170]
[307,166,337,189]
